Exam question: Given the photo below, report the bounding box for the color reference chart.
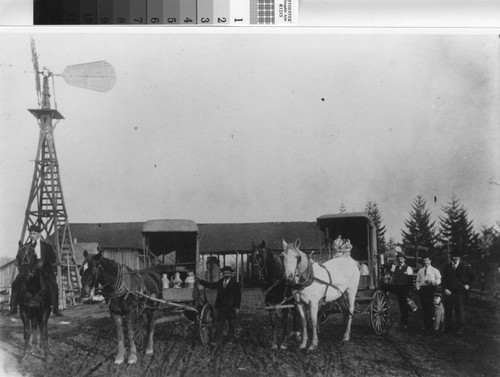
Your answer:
[37,0,298,25]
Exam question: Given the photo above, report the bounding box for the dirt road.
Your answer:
[1,289,498,377]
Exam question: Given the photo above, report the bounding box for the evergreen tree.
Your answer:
[365,201,387,254]
[339,202,347,213]
[401,195,437,249]
[438,195,480,258]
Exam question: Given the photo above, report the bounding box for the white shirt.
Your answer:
[416,265,441,290]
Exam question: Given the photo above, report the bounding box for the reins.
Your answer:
[18,246,36,279]
[292,252,354,318]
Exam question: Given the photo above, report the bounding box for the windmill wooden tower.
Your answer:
[19,37,116,309]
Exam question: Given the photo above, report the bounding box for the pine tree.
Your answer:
[438,195,480,258]
[401,195,437,249]
[365,201,387,254]
[339,202,347,213]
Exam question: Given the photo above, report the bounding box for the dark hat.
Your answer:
[396,252,406,258]
[433,292,442,298]
[221,266,234,273]
[28,225,42,233]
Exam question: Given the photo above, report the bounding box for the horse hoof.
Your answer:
[299,345,307,350]
[145,349,153,355]
[128,355,138,364]
[308,345,317,351]
[342,336,350,342]
[114,358,124,365]
[280,344,288,350]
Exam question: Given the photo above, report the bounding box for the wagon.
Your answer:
[315,213,390,335]
[133,219,215,345]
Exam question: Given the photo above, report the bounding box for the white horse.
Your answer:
[281,239,360,350]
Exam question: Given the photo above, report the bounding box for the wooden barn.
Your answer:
[0,220,322,291]
[68,220,321,285]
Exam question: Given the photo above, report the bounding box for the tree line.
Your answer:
[355,194,500,290]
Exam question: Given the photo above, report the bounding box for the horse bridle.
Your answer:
[252,250,267,280]
[18,246,36,278]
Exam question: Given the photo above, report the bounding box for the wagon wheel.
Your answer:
[199,303,215,345]
[134,312,148,346]
[370,290,390,335]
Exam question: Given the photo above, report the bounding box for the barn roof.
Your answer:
[198,222,320,252]
[143,219,198,233]
[69,222,144,249]
[68,221,321,253]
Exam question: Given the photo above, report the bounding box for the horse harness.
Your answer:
[94,263,149,303]
[292,254,353,317]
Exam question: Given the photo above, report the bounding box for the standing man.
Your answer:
[5,225,63,317]
[442,255,473,335]
[199,266,241,344]
[381,251,414,329]
[416,256,441,331]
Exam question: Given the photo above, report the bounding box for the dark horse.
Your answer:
[16,245,52,362]
[80,249,163,364]
[251,240,300,349]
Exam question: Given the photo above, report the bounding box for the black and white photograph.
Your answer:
[0,29,499,377]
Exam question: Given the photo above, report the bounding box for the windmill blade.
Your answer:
[30,37,42,104]
[58,61,117,93]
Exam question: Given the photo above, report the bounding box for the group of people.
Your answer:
[383,248,474,335]
[6,227,475,343]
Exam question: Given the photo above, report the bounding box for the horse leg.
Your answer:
[268,310,278,349]
[126,313,138,364]
[111,313,126,364]
[31,315,39,354]
[20,310,31,362]
[145,310,156,355]
[291,308,301,341]
[41,307,52,362]
[280,308,289,350]
[308,301,319,351]
[296,303,308,350]
[342,290,355,342]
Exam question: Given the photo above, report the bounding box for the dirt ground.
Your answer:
[1,288,499,377]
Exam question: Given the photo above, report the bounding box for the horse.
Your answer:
[251,240,300,349]
[80,248,163,364]
[281,239,360,350]
[16,244,52,362]
[205,256,220,282]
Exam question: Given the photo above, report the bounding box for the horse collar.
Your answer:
[291,256,315,291]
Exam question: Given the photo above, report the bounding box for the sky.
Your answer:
[1,29,499,259]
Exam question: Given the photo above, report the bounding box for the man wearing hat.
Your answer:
[198,266,241,344]
[381,249,414,329]
[442,255,474,335]
[5,225,63,316]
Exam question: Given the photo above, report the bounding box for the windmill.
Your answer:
[19,37,116,310]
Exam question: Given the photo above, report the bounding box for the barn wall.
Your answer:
[102,248,143,270]
[0,260,16,304]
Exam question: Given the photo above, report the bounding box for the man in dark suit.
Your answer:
[442,255,473,335]
[381,251,415,329]
[199,266,241,344]
[5,225,63,316]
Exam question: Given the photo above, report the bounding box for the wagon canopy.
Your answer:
[316,212,377,261]
[142,220,199,268]
[142,219,198,233]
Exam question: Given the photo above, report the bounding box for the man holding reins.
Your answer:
[5,225,63,317]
